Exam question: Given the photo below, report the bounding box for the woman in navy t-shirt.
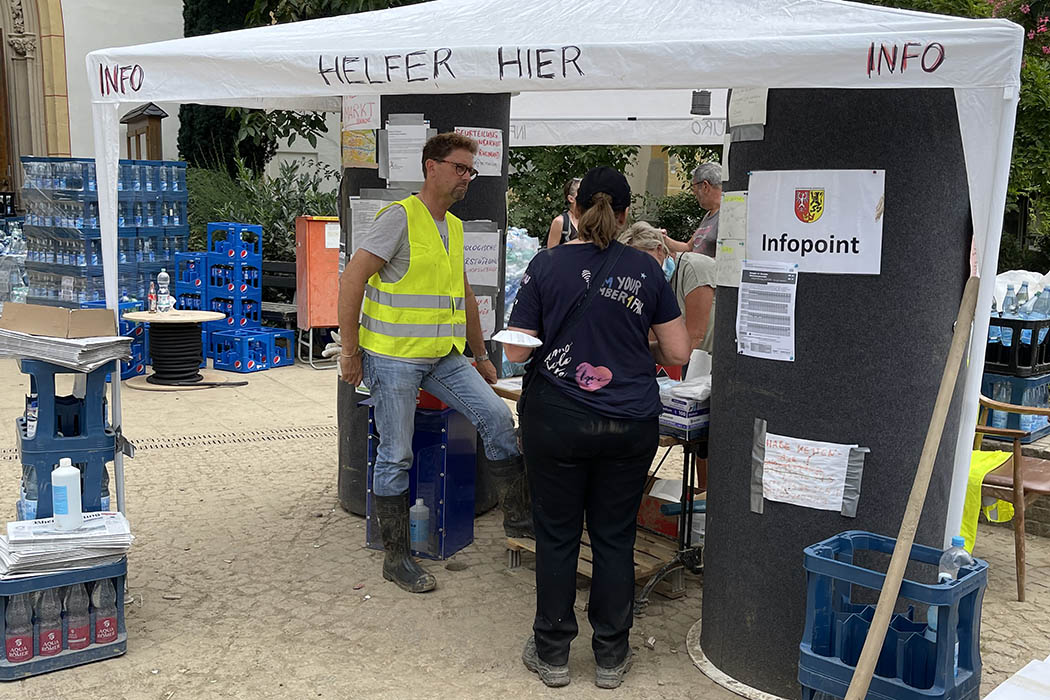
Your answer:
[507,167,690,689]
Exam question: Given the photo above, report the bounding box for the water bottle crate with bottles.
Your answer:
[364,402,477,560]
[173,287,205,312]
[987,280,1050,377]
[0,561,127,679]
[205,296,261,331]
[979,371,1050,442]
[798,531,987,700]
[205,255,261,298]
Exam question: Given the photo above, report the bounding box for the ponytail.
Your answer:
[576,193,622,250]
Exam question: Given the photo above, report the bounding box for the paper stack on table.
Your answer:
[0,328,131,371]
[0,512,134,579]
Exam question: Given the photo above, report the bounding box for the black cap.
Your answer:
[576,167,631,211]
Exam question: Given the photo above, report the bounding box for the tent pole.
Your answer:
[944,87,1019,546]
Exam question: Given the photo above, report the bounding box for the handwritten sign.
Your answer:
[455,127,503,177]
[475,295,496,340]
[464,231,500,287]
[342,94,380,130]
[762,432,856,512]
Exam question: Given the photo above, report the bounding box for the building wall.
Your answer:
[61,0,184,160]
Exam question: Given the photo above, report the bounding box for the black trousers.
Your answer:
[521,377,658,668]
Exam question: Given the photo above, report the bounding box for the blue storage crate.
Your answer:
[979,372,1050,443]
[365,403,476,560]
[207,222,262,261]
[799,531,987,700]
[16,360,114,456]
[17,446,114,520]
[174,252,207,288]
[207,296,261,330]
[205,255,261,297]
[257,328,295,367]
[173,287,205,311]
[210,329,270,373]
[0,559,127,679]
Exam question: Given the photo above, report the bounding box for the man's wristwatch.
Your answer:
[475,352,490,363]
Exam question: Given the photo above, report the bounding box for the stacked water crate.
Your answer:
[4,360,127,676]
[19,156,188,307]
[984,284,1050,443]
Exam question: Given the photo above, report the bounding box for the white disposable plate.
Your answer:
[492,329,542,347]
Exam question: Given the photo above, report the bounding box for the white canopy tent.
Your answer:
[86,0,1023,541]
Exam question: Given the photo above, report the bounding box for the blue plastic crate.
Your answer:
[207,222,262,261]
[173,287,205,312]
[257,328,295,367]
[0,559,128,679]
[979,372,1050,443]
[210,329,271,373]
[17,446,114,520]
[174,252,208,289]
[16,360,115,456]
[206,296,261,331]
[205,254,261,297]
[365,403,476,560]
[799,531,987,700]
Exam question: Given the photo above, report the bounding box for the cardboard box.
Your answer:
[0,303,117,338]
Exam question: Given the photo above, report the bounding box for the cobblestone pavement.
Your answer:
[0,361,1046,698]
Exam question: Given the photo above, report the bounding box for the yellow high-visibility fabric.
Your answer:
[359,196,466,358]
[962,450,1015,552]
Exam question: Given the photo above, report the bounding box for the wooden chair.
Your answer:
[976,394,1050,601]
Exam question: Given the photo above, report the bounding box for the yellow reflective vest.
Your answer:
[359,195,467,358]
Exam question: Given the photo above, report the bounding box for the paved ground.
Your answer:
[0,360,1047,699]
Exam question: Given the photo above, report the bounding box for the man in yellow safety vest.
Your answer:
[338,132,530,594]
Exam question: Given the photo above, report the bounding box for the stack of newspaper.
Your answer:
[0,512,134,579]
[0,328,131,372]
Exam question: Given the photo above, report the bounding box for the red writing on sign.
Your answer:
[98,64,145,96]
[866,42,945,78]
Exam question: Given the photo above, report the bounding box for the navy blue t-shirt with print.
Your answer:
[509,241,681,420]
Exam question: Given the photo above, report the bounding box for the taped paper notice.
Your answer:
[464,231,500,287]
[476,295,496,340]
[455,126,503,177]
[342,95,380,130]
[736,260,797,361]
[349,199,387,255]
[386,124,428,183]
[728,88,768,127]
[750,418,868,516]
[324,222,340,249]
[715,192,747,287]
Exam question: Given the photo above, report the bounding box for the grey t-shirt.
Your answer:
[357,202,451,363]
[357,204,449,284]
[671,252,717,353]
[690,209,719,258]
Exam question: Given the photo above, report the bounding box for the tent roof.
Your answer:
[87,0,1023,108]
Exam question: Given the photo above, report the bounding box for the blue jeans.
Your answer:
[363,351,519,497]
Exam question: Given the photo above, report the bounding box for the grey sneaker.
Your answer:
[595,648,633,689]
[522,636,570,688]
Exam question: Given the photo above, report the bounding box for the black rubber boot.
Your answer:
[373,493,436,593]
[489,456,534,539]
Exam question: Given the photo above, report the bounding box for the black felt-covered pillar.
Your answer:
[337,93,510,517]
[699,89,971,698]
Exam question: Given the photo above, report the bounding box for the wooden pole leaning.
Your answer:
[844,276,980,700]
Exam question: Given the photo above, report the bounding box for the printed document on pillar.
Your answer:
[746,169,885,274]
[736,260,797,362]
[386,124,428,182]
[349,198,387,255]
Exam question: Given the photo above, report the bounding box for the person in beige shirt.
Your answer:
[620,221,716,353]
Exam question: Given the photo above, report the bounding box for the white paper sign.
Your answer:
[728,87,768,126]
[324,222,340,249]
[455,126,503,177]
[386,124,428,182]
[736,260,797,362]
[349,198,387,255]
[476,295,496,340]
[746,169,885,274]
[762,432,856,512]
[342,95,380,130]
[715,191,747,288]
[464,231,500,287]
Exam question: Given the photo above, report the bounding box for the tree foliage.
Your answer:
[507,146,639,242]
[179,0,276,173]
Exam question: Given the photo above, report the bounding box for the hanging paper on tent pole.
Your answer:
[454,127,503,176]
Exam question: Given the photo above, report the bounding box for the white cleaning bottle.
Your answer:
[51,458,82,531]
[409,498,429,551]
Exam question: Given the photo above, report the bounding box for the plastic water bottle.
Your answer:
[157,268,171,313]
[36,588,63,657]
[4,593,33,662]
[148,281,157,313]
[1017,282,1029,311]
[926,536,974,678]
[52,457,83,531]
[91,579,118,644]
[25,392,38,438]
[410,497,429,551]
[65,584,91,650]
[1003,285,1018,316]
